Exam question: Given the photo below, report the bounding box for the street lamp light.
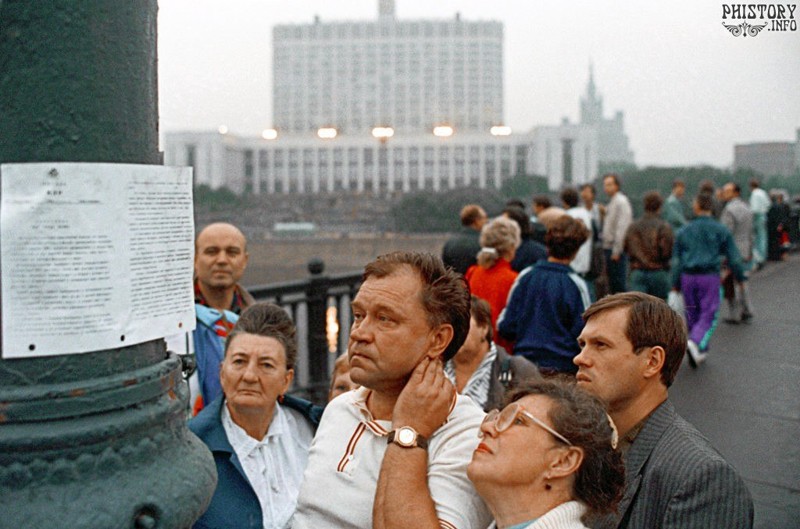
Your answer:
[218,125,229,135]
[262,128,278,140]
[317,127,338,139]
[433,125,454,137]
[490,125,512,136]
[372,126,394,144]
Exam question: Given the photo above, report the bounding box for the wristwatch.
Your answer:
[387,426,428,449]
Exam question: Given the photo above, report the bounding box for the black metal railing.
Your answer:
[247,258,362,404]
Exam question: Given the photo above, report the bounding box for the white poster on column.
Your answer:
[1,162,196,358]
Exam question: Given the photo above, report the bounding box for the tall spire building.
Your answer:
[579,64,635,170]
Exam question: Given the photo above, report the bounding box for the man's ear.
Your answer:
[425,324,454,359]
[643,345,666,380]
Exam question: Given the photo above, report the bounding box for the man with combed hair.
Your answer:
[442,204,488,275]
[293,252,491,529]
[602,173,633,294]
[575,292,754,529]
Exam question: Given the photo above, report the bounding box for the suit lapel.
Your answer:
[615,400,677,528]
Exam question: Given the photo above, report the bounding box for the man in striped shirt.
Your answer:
[293,252,491,529]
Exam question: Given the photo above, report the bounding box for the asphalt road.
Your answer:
[669,253,800,529]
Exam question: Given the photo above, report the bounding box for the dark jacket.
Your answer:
[593,400,753,529]
[511,236,548,273]
[189,396,323,529]
[484,347,542,412]
[442,227,481,275]
[624,213,674,271]
[497,262,591,374]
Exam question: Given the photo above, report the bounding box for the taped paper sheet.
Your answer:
[1,162,196,358]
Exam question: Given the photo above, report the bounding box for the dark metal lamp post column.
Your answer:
[0,2,216,527]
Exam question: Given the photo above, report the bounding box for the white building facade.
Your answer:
[164,127,598,195]
[272,1,503,135]
[164,2,610,195]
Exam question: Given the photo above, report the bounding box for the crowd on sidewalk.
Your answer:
[170,172,795,528]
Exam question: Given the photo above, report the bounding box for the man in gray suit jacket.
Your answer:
[574,292,754,529]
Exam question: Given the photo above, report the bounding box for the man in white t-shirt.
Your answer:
[748,178,770,269]
[561,187,593,275]
[293,252,491,529]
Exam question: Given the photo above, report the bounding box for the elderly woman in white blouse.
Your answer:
[189,303,323,529]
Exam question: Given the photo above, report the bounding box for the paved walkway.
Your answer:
[669,253,800,529]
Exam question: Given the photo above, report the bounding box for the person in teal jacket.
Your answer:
[672,193,746,367]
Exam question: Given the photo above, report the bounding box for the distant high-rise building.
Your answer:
[734,129,800,177]
[579,64,635,170]
[272,3,503,135]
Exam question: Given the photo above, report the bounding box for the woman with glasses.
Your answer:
[467,378,624,529]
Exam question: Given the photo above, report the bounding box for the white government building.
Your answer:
[164,0,633,195]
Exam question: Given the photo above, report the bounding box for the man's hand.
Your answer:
[611,253,621,262]
[392,357,454,438]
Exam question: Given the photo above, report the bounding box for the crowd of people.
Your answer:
[171,172,791,528]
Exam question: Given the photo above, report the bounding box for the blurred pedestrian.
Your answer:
[624,191,673,300]
[498,216,591,376]
[580,183,604,234]
[601,173,633,294]
[672,193,747,367]
[502,205,547,272]
[532,194,566,230]
[749,179,770,268]
[466,216,521,347]
[442,204,488,275]
[767,190,792,261]
[664,179,687,231]
[563,186,596,299]
[720,182,754,323]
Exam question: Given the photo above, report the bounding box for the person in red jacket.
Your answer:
[466,216,520,351]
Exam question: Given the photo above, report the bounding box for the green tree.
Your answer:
[194,184,241,212]
[388,186,506,232]
[499,173,549,202]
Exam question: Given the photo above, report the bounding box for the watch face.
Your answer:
[397,427,416,446]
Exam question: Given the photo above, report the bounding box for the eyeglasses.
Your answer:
[481,402,573,446]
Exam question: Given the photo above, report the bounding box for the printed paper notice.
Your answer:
[1,163,196,358]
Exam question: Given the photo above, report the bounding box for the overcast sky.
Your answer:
[158,0,800,168]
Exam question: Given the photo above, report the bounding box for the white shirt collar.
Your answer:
[222,401,287,458]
